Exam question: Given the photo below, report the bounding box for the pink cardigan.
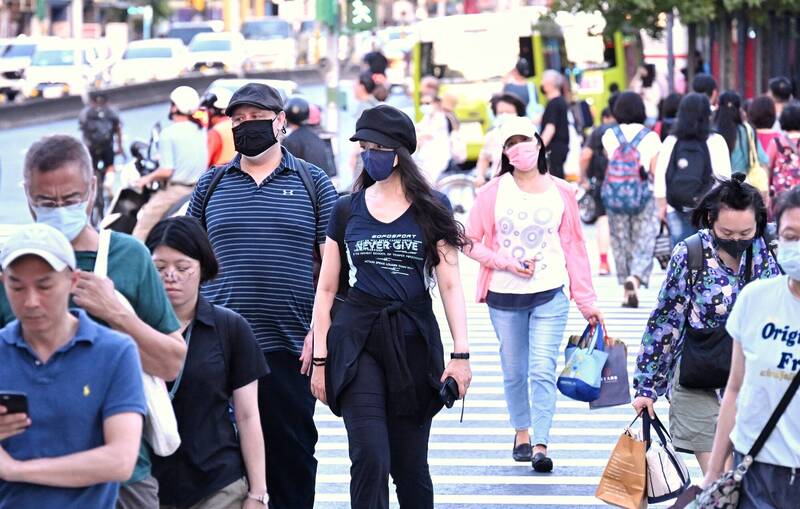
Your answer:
[464,175,597,318]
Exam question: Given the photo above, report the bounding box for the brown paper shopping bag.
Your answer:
[596,422,647,509]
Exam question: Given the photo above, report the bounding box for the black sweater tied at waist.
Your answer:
[325,287,445,421]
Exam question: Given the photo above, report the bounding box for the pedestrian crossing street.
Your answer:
[313,252,697,508]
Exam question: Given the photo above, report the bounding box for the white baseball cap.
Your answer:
[499,116,538,146]
[1,223,76,272]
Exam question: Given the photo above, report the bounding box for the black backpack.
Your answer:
[665,139,713,212]
[81,107,116,147]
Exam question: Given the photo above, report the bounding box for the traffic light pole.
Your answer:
[325,1,343,184]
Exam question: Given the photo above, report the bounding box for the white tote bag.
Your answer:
[96,229,181,457]
[643,412,690,504]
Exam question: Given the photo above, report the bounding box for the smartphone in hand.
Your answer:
[0,391,28,415]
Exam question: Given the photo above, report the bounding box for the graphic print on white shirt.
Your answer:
[725,276,800,468]
[489,174,567,295]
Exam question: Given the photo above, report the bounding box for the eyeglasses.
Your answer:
[29,191,91,209]
[156,266,197,282]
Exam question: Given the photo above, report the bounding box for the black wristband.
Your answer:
[450,352,470,360]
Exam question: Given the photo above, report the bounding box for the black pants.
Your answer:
[259,351,318,509]
[340,351,434,509]
[547,143,569,179]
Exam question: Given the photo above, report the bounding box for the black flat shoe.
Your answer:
[532,452,553,473]
[622,279,639,308]
[512,438,532,462]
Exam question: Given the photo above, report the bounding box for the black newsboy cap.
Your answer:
[226,83,284,117]
[350,104,417,154]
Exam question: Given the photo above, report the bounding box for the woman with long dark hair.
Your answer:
[145,216,270,509]
[714,90,768,176]
[633,175,780,474]
[655,93,731,245]
[465,115,603,472]
[309,105,472,509]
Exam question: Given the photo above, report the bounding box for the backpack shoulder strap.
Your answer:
[685,233,704,272]
[334,194,353,297]
[200,166,227,230]
[95,229,112,279]
[611,125,626,145]
[297,160,319,221]
[630,127,650,148]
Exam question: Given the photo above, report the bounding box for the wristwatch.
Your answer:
[451,352,470,360]
[247,492,269,505]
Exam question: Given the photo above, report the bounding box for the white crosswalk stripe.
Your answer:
[312,245,697,508]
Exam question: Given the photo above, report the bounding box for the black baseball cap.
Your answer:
[225,83,284,117]
[350,104,417,154]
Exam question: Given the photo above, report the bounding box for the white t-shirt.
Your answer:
[489,173,567,294]
[601,123,662,175]
[654,134,732,200]
[726,276,800,468]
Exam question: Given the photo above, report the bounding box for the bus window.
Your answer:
[518,36,535,77]
[542,36,566,73]
[604,37,617,68]
[420,41,435,77]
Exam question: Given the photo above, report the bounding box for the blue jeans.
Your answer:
[488,291,570,445]
[667,209,698,247]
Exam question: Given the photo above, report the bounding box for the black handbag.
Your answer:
[678,234,752,389]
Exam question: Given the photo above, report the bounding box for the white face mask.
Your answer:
[32,202,89,241]
[420,104,434,117]
[778,239,800,280]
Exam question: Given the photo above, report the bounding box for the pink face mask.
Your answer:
[506,141,540,172]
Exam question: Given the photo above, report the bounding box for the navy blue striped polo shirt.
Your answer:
[187,148,337,354]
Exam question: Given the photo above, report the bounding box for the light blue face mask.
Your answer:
[32,202,89,241]
[778,239,800,280]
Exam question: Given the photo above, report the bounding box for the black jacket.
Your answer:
[284,125,338,177]
[325,288,445,423]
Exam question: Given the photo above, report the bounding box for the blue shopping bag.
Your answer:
[557,324,610,402]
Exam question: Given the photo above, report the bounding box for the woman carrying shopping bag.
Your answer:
[632,176,780,474]
[698,187,800,509]
[464,115,603,472]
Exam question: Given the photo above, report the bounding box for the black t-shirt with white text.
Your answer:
[327,190,451,302]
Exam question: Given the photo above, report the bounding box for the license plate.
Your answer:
[42,86,63,99]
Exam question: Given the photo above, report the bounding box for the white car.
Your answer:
[241,17,296,71]
[111,39,189,86]
[187,32,246,75]
[204,78,297,105]
[0,37,54,101]
[24,39,113,99]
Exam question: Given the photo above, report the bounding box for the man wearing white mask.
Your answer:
[187,83,337,509]
[0,134,185,509]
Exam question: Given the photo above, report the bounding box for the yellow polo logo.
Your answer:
[83,385,90,397]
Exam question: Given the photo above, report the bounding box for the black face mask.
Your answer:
[233,118,278,157]
[715,236,754,258]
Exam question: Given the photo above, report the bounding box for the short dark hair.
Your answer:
[769,76,793,102]
[145,216,219,283]
[24,134,93,185]
[774,186,800,232]
[612,91,647,125]
[490,92,526,117]
[661,93,683,120]
[747,95,777,129]
[691,174,767,236]
[779,103,800,131]
[358,71,376,94]
[692,73,718,98]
